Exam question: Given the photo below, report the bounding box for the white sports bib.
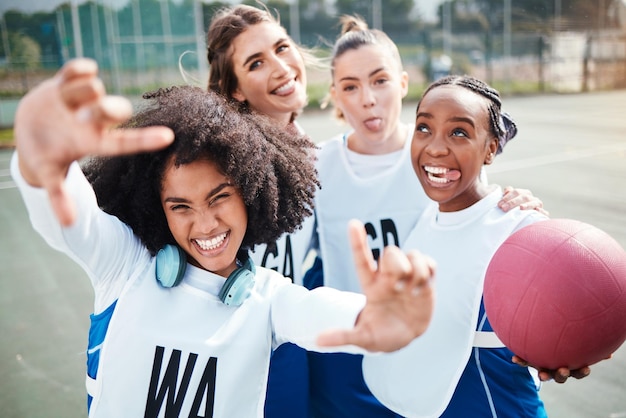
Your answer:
[249,214,315,285]
[363,190,542,418]
[315,129,430,292]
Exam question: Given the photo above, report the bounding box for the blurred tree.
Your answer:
[3,10,59,67]
[9,32,41,69]
[563,0,620,29]
[468,0,620,32]
[298,0,336,46]
[334,0,371,20]
[202,1,232,17]
[116,0,157,37]
[436,0,550,32]
[204,0,336,47]
[436,0,489,33]
[468,0,547,31]
[334,0,417,35]
[202,1,232,31]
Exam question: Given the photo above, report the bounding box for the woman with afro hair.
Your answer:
[11,58,436,418]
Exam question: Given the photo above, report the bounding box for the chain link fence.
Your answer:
[1,1,625,127]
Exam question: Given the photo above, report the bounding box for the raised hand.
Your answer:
[14,58,174,226]
[317,219,436,352]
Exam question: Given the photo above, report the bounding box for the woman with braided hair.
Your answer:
[11,58,436,418]
[361,75,592,418]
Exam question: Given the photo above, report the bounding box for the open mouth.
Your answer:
[272,78,296,96]
[194,232,228,251]
[424,165,461,184]
[364,117,382,131]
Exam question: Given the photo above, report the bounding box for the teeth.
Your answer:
[427,173,449,183]
[274,79,295,94]
[424,166,450,184]
[424,166,449,175]
[195,232,227,251]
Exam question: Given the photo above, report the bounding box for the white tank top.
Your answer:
[315,127,430,292]
[363,189,546,417]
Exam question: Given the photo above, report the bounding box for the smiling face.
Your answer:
[411,85,498,212]
[331,44,409,155]
[160,158,247,278]
[229,21,307,126]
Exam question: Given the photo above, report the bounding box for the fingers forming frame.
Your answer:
[57,59,173,157]
[59,58,104,109]
[15,58,174,227]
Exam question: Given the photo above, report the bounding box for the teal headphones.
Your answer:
[155,244,255,307]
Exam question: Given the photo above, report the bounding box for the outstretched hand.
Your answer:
[14,58,174,226]
[317,219,436,352]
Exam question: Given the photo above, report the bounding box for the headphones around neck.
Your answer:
[155,244,256,307]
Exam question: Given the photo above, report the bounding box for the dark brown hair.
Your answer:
[206,5,276,102]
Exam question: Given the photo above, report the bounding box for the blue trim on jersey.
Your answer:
[303,261,546,417]
[308,352,403,418]
[265,252,318,417]
[264,343,311,418]
[86,300,117,412]
[440,345,547,418]
[303,255,324,290]
[305,256,400,416]
[438,300,547,417]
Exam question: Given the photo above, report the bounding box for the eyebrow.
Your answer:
[338,66,386,83]
[242,38,288,68]
[163,183,232,204]
[416,112,475,128]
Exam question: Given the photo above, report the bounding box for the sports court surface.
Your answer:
[1,89,626,417]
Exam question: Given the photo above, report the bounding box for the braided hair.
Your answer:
[83,86,319,255]
[418,75,517,154]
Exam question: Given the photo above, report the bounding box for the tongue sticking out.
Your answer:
[445,169,461,181]
[364,118,382,131]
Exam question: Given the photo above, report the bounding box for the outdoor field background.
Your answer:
[1,0,626,416]
[1,89,625,417]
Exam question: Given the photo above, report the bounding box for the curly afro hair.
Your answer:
[83,85,319,255]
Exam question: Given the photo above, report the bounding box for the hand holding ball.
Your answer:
[483,219,626,370]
